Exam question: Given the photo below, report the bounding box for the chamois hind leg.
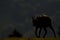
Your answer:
[35,27,39,38]
[49,25,56,37]
[38,27,42,37]
[43,28,47,38]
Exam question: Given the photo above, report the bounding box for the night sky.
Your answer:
[0,0,60,38]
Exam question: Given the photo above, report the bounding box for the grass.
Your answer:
[0,37,60,40]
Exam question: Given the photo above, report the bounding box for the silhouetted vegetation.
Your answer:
[9,29,22,37]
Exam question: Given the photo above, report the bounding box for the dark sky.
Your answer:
[0,0,60,38]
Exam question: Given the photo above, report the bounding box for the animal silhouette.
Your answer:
[32,15,56,38]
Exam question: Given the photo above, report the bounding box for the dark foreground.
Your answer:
[0,38,60,40]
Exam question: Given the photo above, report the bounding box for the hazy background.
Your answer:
[0,0,60,38]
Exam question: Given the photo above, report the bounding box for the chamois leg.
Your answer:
[38,27,42,37]
[35,27,39,38]
[49,26,56,37]
[43,28,47,38]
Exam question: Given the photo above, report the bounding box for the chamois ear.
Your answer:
[32,16,33,19]
[32,16,35,19]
